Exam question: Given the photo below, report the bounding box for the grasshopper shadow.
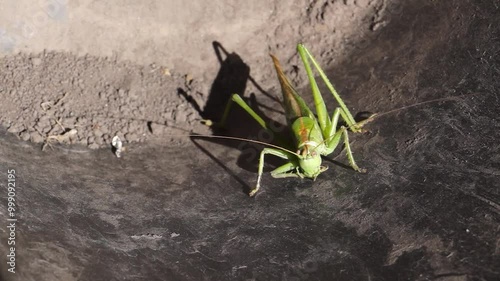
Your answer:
[192,42,288,175]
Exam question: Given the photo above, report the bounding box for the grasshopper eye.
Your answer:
[297,148,308,157]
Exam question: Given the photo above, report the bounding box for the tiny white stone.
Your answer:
[111,136,123,158]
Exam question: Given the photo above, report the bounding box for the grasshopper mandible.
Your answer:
[208,44,375,196]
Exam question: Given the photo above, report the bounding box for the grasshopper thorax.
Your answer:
[297,143,323,178]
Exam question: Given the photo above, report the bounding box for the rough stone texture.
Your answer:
[0,0,499,281]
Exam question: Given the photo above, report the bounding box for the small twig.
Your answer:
[54,117,66,132]
[42,129,78,151]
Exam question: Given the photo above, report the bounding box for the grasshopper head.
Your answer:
[297,145,323,178]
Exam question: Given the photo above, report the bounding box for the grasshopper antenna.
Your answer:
[315,92,482,149]
[75,114,298,155]
[371,92,481,120]
[188,134,300,157]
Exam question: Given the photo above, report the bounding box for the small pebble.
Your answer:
[8,125,24,134]
[37,121,50,130]
[100,127,109,134]
[175,110,188,123]
[30,131,44,143]
[1,120,11,128]
[77,116,87,124]
[149,123,165,135]
[31,58,42,66]
[88,143,100,149]
[94,136,104,145]
[63,117,77,127]
[124,132,139,142]
[102,134,111,142]
[20,130,30,141]
[77,138,88,145]
[42,126,52,134]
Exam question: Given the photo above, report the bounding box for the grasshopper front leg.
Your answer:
[203,93,298,196]
[250,148,298,196]
[338,126,364,173]
[205,94,269,131]
[205,93,290,148]
[323,107,364,173]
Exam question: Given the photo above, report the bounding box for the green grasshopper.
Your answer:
[208,44,374,196]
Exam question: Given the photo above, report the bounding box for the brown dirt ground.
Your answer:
[0,0,384,150]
